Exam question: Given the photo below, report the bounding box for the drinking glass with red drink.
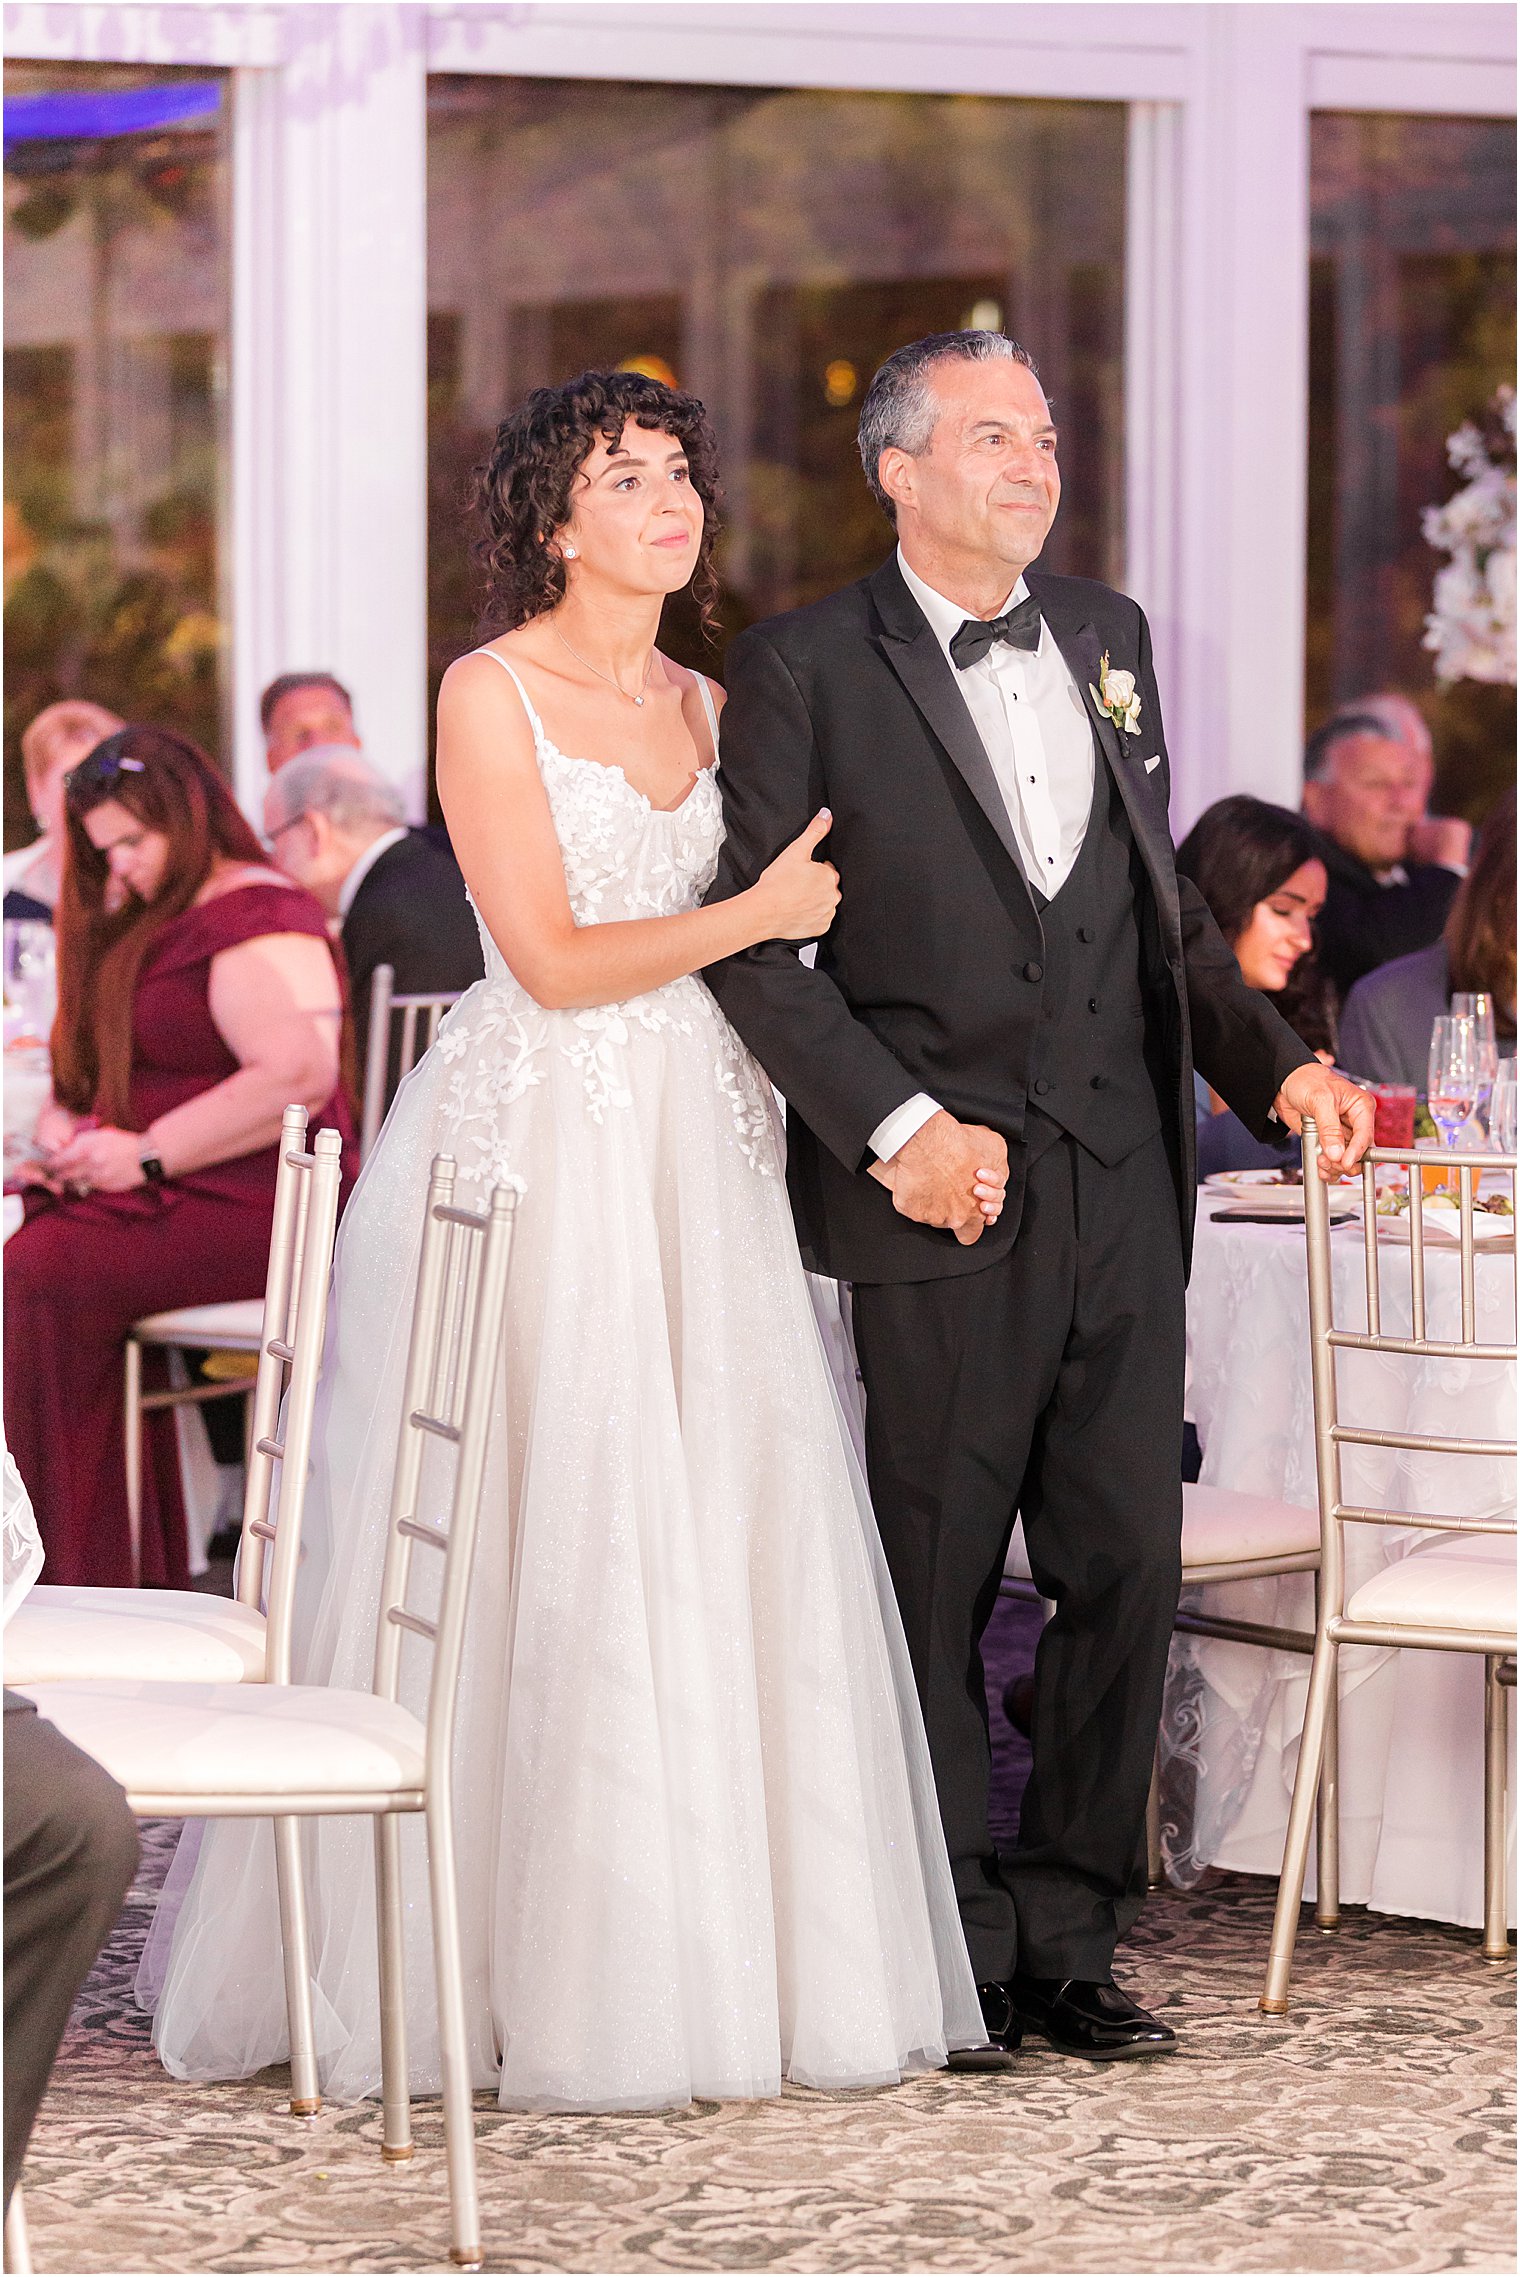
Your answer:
[1371,1084,1417,1149]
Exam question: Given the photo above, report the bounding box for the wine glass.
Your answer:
[1451,991,1496,1038]
[2,919,56,1046]
[1451,992,1500,1134]
[1489,1060,1517,1157]
[1427,1014,1481,1150]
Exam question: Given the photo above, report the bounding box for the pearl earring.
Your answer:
[563,546,577,559]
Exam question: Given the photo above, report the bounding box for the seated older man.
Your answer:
[263,748,483,1094]
[1302,704,1470,1000]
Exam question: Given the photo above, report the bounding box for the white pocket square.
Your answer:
[1144,755,1162,775]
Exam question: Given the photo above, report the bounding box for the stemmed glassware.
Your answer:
[1450,993,1499,1134]
[1427,1014,1481,1150]
[2,918,56,1044]
[1489,1060,1517,1157]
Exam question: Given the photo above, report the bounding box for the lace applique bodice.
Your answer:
[431,652,777,1176]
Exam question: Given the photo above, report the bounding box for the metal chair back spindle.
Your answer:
[236,1105,318,1609]
[255,1125,345,1682]
[366,1152,516,2249]
[372,1156,514,1736]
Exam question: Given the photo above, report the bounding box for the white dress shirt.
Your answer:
[867,549,1097,1164]
[337,825,408,918]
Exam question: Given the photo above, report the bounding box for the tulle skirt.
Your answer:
[144,972,983,2110]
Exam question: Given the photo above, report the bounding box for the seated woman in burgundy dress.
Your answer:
[5,726,356,1589]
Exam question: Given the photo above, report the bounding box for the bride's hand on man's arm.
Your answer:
[869,1111,1008,1245]
[743,810,840,943]
[438,655,839,1008]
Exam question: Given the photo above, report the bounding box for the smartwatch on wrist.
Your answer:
[139,1146,167,1186]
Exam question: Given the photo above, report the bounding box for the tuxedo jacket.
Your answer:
[341,829,484,1088]
[703,554,1314,1284]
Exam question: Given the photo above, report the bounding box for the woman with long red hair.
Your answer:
[5,726,355,1587]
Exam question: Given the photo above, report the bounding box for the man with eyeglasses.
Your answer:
[262,748,482,1096]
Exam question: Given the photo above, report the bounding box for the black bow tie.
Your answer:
[949,594,1042,669]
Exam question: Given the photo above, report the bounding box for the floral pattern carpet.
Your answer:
[14,1598,1516,2274]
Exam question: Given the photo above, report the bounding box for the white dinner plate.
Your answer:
[1375,1203,1515,1249]
[1203,1172,1359,1218]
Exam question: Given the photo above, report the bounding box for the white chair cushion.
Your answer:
[16,1680,427,1801]
[1179,1483,1321,1568]
[1003,1486,1320,1585]
[5,1588,267,1685]
[131,1298,265,1350]
[1346,1535,1517,1636]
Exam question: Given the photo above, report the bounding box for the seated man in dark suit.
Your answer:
[1301,706,1469,1001]
[263,748,483,1096]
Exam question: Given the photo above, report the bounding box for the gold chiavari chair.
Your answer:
[8,1108,341,1690]
[11,1107,345,2117]
[1260,1122,1517,2012]
[20,1156,517,2268]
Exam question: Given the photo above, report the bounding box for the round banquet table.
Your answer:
[1165,1201,1516,1931]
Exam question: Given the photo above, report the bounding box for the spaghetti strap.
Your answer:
[472,646,544,741]
[693,672,721,765]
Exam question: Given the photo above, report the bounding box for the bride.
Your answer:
[149,369,995,2112]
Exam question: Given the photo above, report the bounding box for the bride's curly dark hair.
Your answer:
[472,369,724,640]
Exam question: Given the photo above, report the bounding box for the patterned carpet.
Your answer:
[14,1599,1517,2276]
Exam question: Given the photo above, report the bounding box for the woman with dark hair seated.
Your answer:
[4,726,355,1589]
[1174,796,1335,1180]
[1338,785,1516,1087]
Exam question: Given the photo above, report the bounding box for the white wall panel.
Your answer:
[228,8,431,813]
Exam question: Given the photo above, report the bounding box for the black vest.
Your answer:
[1023,755,1164,1165]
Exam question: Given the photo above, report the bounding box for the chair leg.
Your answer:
[4,2183,33,2275]
[1483,1656,1511,1962]
[375,1815,414,2161]
[1314,1661,1340,1931]
[426,1791,482,2270]
[123,1338,143,1588]
[273,1817,322,2115]
[1260,1636,1339,2014]
[1146,1743,1165,1890]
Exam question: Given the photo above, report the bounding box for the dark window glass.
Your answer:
[3,62,230,845]
[1307,112,1516,818]
[426,78,1125,758]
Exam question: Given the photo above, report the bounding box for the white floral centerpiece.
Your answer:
[1421,385,1516,686]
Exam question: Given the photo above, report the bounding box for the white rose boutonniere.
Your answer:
[1089,652,1143,737]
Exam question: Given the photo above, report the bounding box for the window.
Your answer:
[1307,112,1516,817]
[4,63,231,844]
[426,78,1125,742]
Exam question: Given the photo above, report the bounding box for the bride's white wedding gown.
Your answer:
[148,657,982,2111]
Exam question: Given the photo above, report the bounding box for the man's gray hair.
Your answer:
[1302,710,1396,784]
[266,746,406,834]
[858,331,1039,524]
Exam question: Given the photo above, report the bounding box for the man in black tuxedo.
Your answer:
[263,748,483,1093]
[704,332,1371,2065]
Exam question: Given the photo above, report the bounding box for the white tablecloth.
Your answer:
[1166,1204,1516,1929]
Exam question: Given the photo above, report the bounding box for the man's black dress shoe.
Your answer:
[946,1980,1022,2072]
[1007,1974,1176,2061]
